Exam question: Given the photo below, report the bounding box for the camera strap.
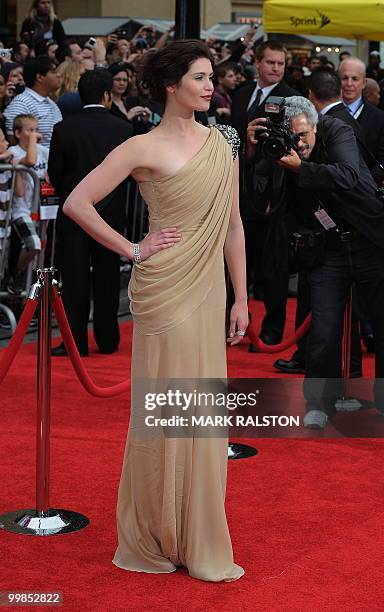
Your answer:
[355,132,384,173]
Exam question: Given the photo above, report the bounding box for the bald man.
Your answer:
[364,77,381,106]
[340,57,384,184]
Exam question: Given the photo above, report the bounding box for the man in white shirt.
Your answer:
[4,55,61,149]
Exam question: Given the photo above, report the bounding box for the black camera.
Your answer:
[258,96,299,160]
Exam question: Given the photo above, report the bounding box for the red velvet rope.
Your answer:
[0,298,38,384]
[51,286,130,398]
[246,314,312,354]
[52,279,312,392]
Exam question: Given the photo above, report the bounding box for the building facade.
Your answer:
[2,0,263,42]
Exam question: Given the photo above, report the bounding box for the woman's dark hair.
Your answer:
[78,69,113,105]
[139,40,214,107]
[108,62,134,77]
[0,62,22,83]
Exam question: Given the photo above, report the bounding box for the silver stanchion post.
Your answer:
[36,267,52,515]
[0,269,89,535]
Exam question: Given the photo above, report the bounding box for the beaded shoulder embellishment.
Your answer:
[214,124,241,159]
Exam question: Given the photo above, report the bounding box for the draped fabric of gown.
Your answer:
[112,126,244,582]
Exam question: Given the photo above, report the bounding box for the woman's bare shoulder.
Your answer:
[118,132,161,159]
[131,129,165,146]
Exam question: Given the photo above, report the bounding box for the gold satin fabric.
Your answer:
[112,127,244,582]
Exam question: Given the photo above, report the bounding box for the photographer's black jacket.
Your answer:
[248,115,384,273]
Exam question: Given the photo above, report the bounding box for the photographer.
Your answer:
[275,69,372,375]
[246,96,384,428]
[1,62,25,96]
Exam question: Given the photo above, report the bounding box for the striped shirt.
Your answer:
[0,168,13,243]
[4,87,62,149]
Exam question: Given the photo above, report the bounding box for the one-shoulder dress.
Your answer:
[112,125,244,582]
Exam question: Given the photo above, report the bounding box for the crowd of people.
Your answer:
[1,1,384,429]
[0,2,267,333]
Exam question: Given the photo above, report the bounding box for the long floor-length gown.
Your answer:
[112,125,244,582]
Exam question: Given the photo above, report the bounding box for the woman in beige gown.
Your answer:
[62,40,248,582]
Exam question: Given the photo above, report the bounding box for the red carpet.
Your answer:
[1,299,383,611]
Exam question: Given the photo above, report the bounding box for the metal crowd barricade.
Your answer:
[0,168,16,280]
[0,166,17,333]
[0,164,42,333]
[113,178,148,311]
[126,178,148,245]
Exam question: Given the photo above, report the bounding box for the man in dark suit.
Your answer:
[340,57,384,185]
[246,96,384,428]
[231,41,295,144]
[48,69,133,356]
[231,41,296,347]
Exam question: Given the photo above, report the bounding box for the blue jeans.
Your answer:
[303,235,384,414]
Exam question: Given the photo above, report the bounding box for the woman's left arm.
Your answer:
[224,156,249,345]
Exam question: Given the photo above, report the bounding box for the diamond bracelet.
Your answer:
[132,243,141,263]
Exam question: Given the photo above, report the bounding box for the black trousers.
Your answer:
[303,236,384,414]
[56,213,121,355]
[293,271,362,376]
[243,218,288,341]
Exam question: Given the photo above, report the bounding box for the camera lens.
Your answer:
[263,137,287,160]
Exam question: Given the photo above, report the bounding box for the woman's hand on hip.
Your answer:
[138,227,181,261]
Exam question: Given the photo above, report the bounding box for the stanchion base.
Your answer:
[228,443,258,460]
[0,508,89,536]
[335,397,363,412]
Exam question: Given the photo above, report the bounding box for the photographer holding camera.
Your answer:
[246,95,384,428]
